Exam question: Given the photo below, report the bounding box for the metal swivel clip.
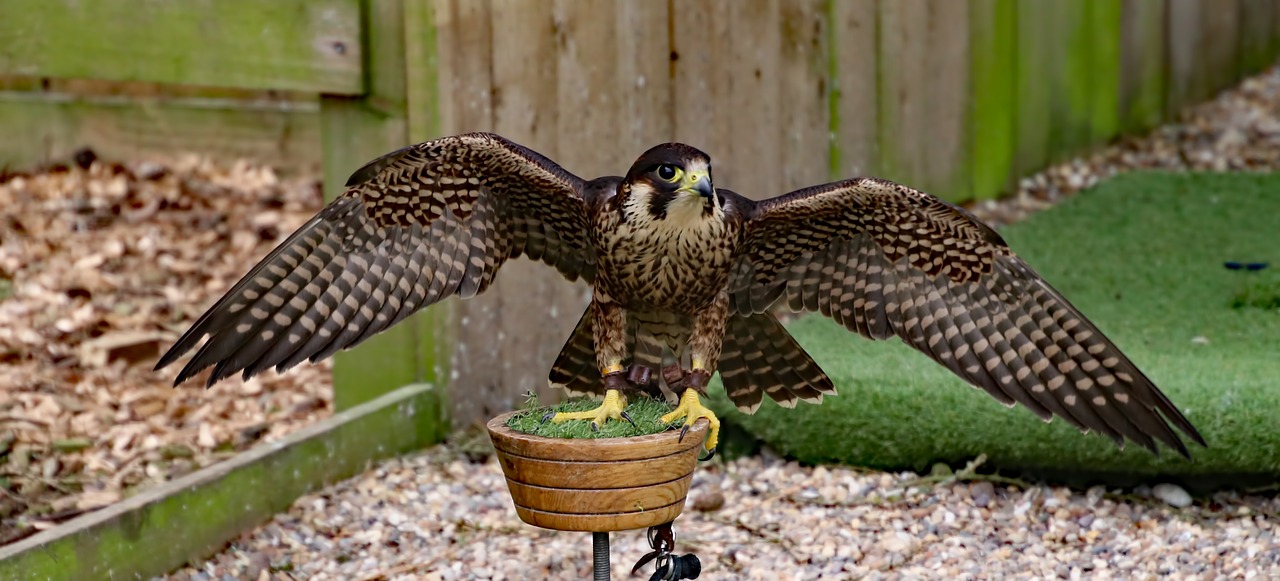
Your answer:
[631,521,701,581]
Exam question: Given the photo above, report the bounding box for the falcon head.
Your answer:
[620,143,717,224]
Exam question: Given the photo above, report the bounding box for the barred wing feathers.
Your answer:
[158,133,596,387]
[727,178,1206,457]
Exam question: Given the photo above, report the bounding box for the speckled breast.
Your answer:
[593,220,737,314]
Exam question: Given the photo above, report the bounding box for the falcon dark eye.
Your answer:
[656,164,680,182]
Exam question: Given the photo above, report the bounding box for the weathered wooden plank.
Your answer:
[778,0,831,193]
[556,0,623,178]
[547,0,669,387]
[676,0,828,198]
[493,0,578,422]
[615,2,675,146]
[1052,0,1093,161]
[323,0,444,411]
[553,0,671,395]
[404,0,441,141]
[1203,0,1243,93]
[1166,0,1204,116]
[445,0,581,427]
[1119,0,1167,133]
[0,90,321,173]
[969,0,1017,200]
[0,0,363,95]
[878,0,971,201]
[1239,0,1277,76]
[1014,0,1055,179]
[1088,0,1122,144]
[1167,0,1241,116]
[435,0,494,136]
[436,0,500,427]
[673,0,734,185]
[723,0,783,198]
[0,383,445,581]
[830,0,879,180]
[1272,0,1280,61]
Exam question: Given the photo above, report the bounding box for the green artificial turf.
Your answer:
[708,171,1280,486]
[507,395,676,439]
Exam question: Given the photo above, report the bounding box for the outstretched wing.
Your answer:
[158,132,596,387]
[727,177,1206,457]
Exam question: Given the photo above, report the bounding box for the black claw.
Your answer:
[540,411,555,424]
[620,410,637,429]
[591,422,600,432]
[678,424,690,443]
[699,447,717,462]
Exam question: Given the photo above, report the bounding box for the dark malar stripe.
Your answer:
[647,190,675,220]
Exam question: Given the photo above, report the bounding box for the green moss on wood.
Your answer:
[1054,1,1095,160]
[1088,0,1122,144]
[1014,1,1053,178]
[1119,0,1168,134]
[0,0,363,94]
[969,0,1017,200]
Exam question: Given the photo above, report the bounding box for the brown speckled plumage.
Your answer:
[158,132,1205,458]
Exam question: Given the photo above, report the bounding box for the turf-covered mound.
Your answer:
[709,171,1280,486]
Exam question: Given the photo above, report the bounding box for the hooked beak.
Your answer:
[680,172,714,199]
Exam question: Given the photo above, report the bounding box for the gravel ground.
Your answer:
[162,65,1280,579]
[166,446,1280,580]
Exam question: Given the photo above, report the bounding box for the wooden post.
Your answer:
[320,0,448,411]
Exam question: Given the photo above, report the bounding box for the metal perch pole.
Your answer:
[593,531,611,580]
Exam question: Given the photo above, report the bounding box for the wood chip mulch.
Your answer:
[0,152,332,546]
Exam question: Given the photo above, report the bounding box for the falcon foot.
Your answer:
[660,381,720,459]
[544,387,634,431]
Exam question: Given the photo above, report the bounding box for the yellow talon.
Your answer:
[550,389,628,429]
[661,388,720,453]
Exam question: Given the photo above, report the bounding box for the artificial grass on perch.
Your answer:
[506,394,679,439]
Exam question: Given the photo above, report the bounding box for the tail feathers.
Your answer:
[547,309,670,399]
[549,309,834,414]
[548,309,600,397]
[720,313,834,414]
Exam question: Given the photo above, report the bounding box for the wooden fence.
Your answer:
[3,0,1278,430]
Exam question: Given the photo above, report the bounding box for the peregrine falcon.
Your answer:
[156,132,1206,458]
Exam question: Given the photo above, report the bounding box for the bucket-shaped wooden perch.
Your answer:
[487,411,709,532]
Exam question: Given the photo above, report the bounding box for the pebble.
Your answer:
[1153,483,1194,508]
[970,481,995,508]
[162,446,1280,580]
